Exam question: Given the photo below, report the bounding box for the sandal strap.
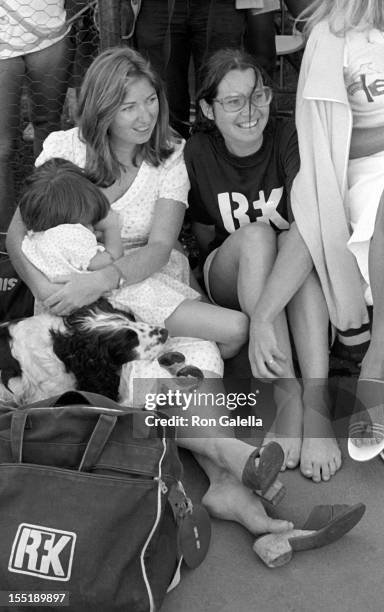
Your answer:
[241,447,261,490]
[302,504,350,531]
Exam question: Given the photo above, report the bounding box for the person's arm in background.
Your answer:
[349,126,384,159]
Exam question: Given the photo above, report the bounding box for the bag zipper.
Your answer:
[0,463,158,485]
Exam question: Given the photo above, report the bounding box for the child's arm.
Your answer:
[87,250,114,271]
[94,210,123,260]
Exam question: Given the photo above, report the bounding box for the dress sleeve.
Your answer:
[158,141,190,206]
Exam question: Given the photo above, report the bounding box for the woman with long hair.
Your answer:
[6,46,298,538]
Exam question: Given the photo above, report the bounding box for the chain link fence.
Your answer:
[1,1,136,228]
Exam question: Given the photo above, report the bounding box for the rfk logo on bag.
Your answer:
[8,523,76,581]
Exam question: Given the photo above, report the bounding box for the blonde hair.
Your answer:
[78,47,175,187]
[297,0,384,37]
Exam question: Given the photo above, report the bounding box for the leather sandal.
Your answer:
[242,441,286,506]
[253,502,366,568]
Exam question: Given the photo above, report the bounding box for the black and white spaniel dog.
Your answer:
[0,298,203,406]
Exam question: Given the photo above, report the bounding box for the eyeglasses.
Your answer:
[213,86,273,113]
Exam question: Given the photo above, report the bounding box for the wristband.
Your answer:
[110,262,125,289]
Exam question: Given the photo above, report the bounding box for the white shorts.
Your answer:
[202,247,219,305]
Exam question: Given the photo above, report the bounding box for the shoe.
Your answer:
[348,379,384,462]
[242,441,286,506]
[253,503,366,568]
[158,351,204,381]
[158,351,187,376]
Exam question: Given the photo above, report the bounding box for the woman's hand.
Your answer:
[249,315,287,379]
[43,270,106,315]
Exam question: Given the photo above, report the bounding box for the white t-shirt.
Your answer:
[0,0,68,59]
[344,28,384,129]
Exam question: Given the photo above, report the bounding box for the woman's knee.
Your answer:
[236,223,276,253]
[221,310,249,359]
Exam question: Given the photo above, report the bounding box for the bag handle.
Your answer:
[78,414,117,472]
[11,409,117,470]
[51,390,122,410]
[11,410,29,463]
[23,390,123,411]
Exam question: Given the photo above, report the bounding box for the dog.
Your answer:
[0,298,203,407]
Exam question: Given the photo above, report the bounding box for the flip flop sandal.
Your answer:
[253,502,366,568]
[242,441,286,506]
[348,379,384,462]
[348,423,384,461]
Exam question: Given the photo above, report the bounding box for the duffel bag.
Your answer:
[0,390,210,612]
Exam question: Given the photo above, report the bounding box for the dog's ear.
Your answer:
[94,297,115,314]
[107,328,140,365]
[0,324,22,389]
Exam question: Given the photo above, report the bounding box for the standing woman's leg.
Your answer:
[26,34,73,157]
[192,0,245,92]
[0,56,25,237]
[135,0,191,138]
[244,10,276,79]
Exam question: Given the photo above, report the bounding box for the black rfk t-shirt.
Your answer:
[184,117,300,253]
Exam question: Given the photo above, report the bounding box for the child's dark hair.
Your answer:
[19,158,110,232]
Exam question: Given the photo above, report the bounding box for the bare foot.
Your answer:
[264,379,303,471]
[300,384,341,482]
[202,471,293,536]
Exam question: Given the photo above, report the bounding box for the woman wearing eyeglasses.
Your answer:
[184,48,341,483]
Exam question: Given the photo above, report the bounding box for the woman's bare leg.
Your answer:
[195,453,293,535]
[284,244,342,482]
[206,225,304,470]
[165,300,249,359]
[165,375,293,534]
